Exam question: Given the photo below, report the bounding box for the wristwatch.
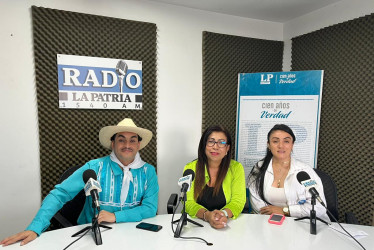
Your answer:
[221,209,229,218]
[283,206,290,216]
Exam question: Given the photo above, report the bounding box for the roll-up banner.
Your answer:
[235,71,324,180]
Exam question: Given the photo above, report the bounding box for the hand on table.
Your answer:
[98,210,116,224]
[0,230,37,246]
[206,210,228,229]
[260,205,284,215]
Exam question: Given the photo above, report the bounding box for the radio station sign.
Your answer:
[57,54,143,109]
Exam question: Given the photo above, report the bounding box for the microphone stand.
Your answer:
[71,203,112,245]
[172,193,203,238]
[294,194,329,235]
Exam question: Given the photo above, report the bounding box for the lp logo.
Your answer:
[260,74,273,84]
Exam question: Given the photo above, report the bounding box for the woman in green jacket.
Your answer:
[183,125,246,229]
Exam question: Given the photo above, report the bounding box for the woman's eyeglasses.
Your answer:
[207,140,228,148]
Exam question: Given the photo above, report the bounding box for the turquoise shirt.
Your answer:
[183,159,246,219]
[26,155,159,235]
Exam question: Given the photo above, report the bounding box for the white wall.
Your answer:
[0,0,282,239]
[0,0,41,240]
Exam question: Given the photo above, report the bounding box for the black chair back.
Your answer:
[314,168,339,222]
[167,193,178,214]
[242,188,252,214]
[49,166,86,230]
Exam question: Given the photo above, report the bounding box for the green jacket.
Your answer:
[183,159,246,219]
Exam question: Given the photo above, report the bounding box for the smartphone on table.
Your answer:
[268,213,285,225]
[136,222,163,232]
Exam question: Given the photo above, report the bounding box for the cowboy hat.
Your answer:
[99,118,152,150]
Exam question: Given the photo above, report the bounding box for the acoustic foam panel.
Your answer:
[32,6,157,198]
[292,13,374,225]
[202,31,283,155]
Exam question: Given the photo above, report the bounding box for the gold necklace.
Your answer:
[276,161,290,188]
[277,175,285,188]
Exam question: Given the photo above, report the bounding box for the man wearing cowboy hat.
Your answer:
[1,118,159,247]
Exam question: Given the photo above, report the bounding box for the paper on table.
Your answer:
[329,223,368,240]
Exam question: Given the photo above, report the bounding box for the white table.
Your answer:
[5,214,374,250]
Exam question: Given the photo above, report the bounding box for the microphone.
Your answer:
[83,169,102,210]
[295,173,367,249]
[173,169,205,240]
[296,171,326,207]
[116,60,128,93]
[178,169,195,200]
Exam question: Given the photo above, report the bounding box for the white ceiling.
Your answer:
[147,0,344,22]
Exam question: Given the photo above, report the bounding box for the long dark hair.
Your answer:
[194,125,232,200]
[251,124,296,204]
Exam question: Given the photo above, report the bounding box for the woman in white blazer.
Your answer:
[247,124,329,221]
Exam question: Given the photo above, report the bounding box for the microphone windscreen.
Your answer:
[183,169,195,181]
[296,171,311,184]
[83,169,97,183]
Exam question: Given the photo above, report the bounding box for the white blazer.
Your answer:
[248,158,330,222]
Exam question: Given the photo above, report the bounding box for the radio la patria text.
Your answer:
[72,92,133,102]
